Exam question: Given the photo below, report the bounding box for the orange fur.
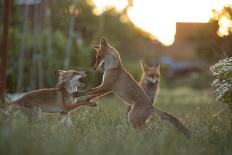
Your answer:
[5,70,96,125]
[73,37,190,137]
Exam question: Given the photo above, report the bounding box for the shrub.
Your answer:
[210,57,232,110]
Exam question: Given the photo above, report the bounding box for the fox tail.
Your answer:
[152,107,191,138]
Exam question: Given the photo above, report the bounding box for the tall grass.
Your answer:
[0,88,232,155]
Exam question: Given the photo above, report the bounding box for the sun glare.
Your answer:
[92,0,232,45]
[218,16,232,37]
[92,0,128,15]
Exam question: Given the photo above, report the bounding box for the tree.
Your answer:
[16,4,29,92]
[64,0,78,69]
[212,5,232,37]
[0,0,11,103]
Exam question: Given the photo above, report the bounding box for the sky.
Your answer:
[92,0,232,46]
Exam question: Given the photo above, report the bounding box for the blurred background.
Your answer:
[0,0,232,94]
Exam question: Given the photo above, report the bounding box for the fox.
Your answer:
[140,61,160,104]
[126,61,160,117]
[3,70,96,125]
[72,37,190,137]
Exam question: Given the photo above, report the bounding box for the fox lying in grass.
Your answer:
[3,70,96,126]
[72,37,190,137]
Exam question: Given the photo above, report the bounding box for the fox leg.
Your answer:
[126,105,132,116]
[60,100,97,127]
[128,105,152,129]
[72,84,110,98]
[86,90,111,101]
[63,100,97,112]
[125,105,132,124]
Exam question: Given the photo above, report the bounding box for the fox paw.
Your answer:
[87,101,97,107]
[85,99,97,107]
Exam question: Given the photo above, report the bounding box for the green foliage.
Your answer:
[2,0,155,92]
[210,57,232,109]
[122,61,142,81]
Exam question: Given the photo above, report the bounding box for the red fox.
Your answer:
[3,70,96,125]
[126,61,160,118]
[72,37,190,137]
[140,61,160,104]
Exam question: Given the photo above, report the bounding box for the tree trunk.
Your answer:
[17,4,29,92]
[44,0,53,86]
[0,0,11,103]
[33,3,44,89]
[64,0,77,69]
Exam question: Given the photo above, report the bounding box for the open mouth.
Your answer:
[71,73,86,88]
[77,74,86,87]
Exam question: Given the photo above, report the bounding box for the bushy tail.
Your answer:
[153,107,191,138]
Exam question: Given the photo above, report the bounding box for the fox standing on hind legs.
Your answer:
[72,37,190,137]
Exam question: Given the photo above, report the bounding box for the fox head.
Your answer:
[141,61,160,84]
[92,37,121,72]
[55,70,86,92]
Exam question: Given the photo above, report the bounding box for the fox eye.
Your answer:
[97,56,100,59]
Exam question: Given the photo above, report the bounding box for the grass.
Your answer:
[1,87,232,155]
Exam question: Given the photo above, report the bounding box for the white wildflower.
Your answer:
[210,57,232,108]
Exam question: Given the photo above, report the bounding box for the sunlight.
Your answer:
[92,0,128,15]
[218,16,232,37]
[92,0,232,45]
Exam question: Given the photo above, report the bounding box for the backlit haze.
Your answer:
[92,0,232,46]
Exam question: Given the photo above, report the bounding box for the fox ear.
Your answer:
[100,37,109,49]
[156,64,160,68]
[55,70,63,76]
[91,45,100,51]
[140,60,149,71]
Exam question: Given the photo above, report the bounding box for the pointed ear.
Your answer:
[100,37,109,49]
[140,60,149,71]
[55,70,64,76]
[156,64,160,69]
[91,45,100,51]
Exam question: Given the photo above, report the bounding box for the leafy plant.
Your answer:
[210,57,232,110]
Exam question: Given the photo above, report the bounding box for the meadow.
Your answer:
[1,1,232,154]
[0,87,232,155]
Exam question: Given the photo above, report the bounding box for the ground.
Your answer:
[0,87,232,155]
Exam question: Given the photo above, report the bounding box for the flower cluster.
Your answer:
[210,57,232,109]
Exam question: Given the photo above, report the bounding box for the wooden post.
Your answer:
[0,0,11,103]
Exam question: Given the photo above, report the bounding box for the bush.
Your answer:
[210,57,232,110]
